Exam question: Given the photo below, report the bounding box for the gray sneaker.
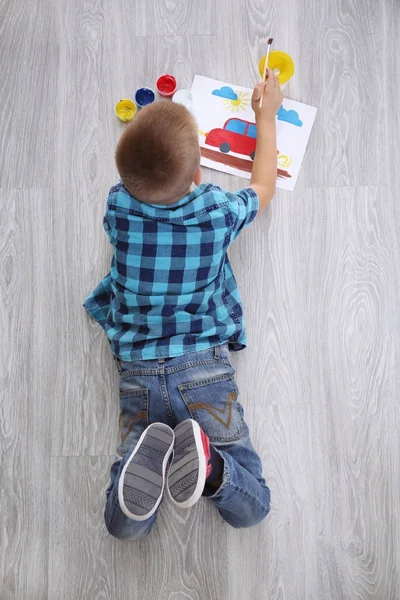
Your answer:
[118,423,175,521]
[167,419,210,509]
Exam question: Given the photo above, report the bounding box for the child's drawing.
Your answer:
[277,154,293,168]
[212,86,237,100]
[211,86,250,112]
[191,75,317,191]
[205,118,257,160]
[277,106,302,127]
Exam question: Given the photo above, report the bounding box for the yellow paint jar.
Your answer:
[115,99,137,122]
[259,50,295,88]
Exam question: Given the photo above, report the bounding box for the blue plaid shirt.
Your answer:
[83,182,259,361]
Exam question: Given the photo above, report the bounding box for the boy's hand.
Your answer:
[251,69,283,122]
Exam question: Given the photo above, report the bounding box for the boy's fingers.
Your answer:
[252,82,265,103]
[265,67,277,85]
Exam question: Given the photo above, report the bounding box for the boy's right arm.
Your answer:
[250,69,283,211]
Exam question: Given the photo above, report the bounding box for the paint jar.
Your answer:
[115,98,137,122]
[172,89,193,111]
[135,87,156,108]
[258,50,295,90]
[156,74,177,98]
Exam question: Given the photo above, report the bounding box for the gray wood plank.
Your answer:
[48,456,228,600]
[304,186,400,600]
[384,8,400,583]
[102,31,219,100]
[51,0,124,457]
[0,1,58,188]
[216,0,276,87]
[227,405,317,600]
[383,0,400,190]
[0,190,55,600]
[130,0,216,36]
[282,0,386,187]
[55,0,116,192]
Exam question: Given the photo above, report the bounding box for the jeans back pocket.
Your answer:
[178,373,244,443]
[117,386,149,456]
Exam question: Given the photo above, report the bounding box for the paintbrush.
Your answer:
[260,37,273,108]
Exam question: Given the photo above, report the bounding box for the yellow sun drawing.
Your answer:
[277,154,292,168]
[223,91,250,112]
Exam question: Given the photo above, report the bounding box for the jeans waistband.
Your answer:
[157,344,222,363]
[115,343,228,374]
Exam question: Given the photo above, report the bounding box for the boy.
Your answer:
[84,70,282,540]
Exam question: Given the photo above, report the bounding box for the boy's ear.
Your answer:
[193,167,202,186]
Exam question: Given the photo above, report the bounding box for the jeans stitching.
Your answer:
[178,373,234,390]
[159,373,174,420]
[189,392,236,429]
[119,358,231,378]
[166,358,231,374]
[120,389,149,398]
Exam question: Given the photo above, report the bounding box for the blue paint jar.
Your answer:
[135,87,156,108]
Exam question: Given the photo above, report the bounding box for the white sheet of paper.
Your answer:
[190,75,317,191]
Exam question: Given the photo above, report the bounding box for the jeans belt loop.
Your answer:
[214,345,221,359]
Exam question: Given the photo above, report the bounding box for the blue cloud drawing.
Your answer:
[277,106,303,127]
[212,86,238,101]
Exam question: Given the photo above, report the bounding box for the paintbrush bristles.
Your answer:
[262,38,274,81]
[260,37,273,108]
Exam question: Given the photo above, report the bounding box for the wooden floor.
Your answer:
[1,1,399,599]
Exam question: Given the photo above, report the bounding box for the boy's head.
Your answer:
[115,101,201,204]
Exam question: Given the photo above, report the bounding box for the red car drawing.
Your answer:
[205,118,257,160]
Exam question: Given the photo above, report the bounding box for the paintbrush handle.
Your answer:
[260,45,271,108]
[260,89,264,109]
[262,51,270,81]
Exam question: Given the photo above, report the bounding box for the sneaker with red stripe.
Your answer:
[201,429,212,478]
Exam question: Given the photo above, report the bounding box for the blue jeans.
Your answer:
[105,344,270,540]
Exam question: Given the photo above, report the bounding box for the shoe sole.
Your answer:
[118,423,174,521]
[168,420,207,509]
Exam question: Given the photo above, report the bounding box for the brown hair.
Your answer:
[115,101,200,204]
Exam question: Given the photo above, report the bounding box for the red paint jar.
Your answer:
[156,74,177,98]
